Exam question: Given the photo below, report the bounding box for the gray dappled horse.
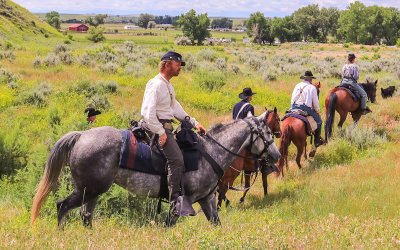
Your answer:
[31,112,280,227]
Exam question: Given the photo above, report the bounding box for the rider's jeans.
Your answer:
[291,104,322,128]
[340,78,367,109]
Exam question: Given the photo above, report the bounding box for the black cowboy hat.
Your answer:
[161,51,186,66]
[85,108,101,118]
[239,87,256,99]
[348,53,356,60]
[300,70,316,79]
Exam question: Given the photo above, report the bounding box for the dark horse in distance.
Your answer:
[30,113,280,227]
[325,80,377,141]
[217,108,282,207]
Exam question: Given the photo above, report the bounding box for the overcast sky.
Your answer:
[13,0,400,17]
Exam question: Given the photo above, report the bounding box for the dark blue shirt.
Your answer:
[232,100,254,119]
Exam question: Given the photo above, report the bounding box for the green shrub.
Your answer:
[98,62,119,74]
[87,93,110,111]
[33,57,42,67]
[174,36,191,45]
[194,68,226,91]
[87,26,105,43]
[214,57,227,71]
[20,82,52,106]
[54,43,70,54]
[0,67,19,84]
[182,52,198,72]
[98,80,119,93]
[0,123,29,176]
[197,48,216,62]
[43,53,60,66]
[124,41,135,53]
[58,52,75,65]
[79,53,96,67]
[229,64,240,74]
[397,38,400,48]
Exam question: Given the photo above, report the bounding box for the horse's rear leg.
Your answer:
[295,145,304,169]
[198,192,221,226]
[338,112,348,129]
[57,190,86,228]
[80,197,98,227]
[217,182,230,209]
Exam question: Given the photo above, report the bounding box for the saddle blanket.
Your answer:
[119,129,200,175]
[281,114,313,136]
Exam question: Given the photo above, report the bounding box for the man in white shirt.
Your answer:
[141,51,206,216]
[290,71,324,147]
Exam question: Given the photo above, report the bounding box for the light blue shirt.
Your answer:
[342,63,359,81]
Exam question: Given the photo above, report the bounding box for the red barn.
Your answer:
[68,24,89,32]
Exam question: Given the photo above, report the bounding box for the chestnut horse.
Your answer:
[217,108,281,208]
[325,80,377,141]
[277,82,321,177]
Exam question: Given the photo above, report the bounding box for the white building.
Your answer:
[124,25,139,30]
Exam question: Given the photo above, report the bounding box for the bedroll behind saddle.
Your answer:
[282,109,317,135]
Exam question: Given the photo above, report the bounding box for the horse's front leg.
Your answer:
[239,171,252,203]
[198,191,221,226]
[80,197,99,227]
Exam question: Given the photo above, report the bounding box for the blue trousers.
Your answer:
[291,104,322,128]
[340,79,367,109]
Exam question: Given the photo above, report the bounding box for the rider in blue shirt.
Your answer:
[233,88,256,120]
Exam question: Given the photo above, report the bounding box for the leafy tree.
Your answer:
[337,1,368,44]
[147,21,156,29]
[45,11,61,30]
[319,7,340,42]
[246,12,274,45]
[211,18,233,29]
[177,9,211,45]
[84,14,108,27]
[87,26,105,43]
[381,7,400,45]
[293,4,321,41]
[137,13,155,29]
[271,15,301,43]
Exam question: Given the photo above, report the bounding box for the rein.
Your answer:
[203,116,275,161]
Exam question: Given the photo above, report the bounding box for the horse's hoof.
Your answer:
[225,199,230,207]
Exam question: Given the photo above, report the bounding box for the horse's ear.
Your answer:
[265,107,268,111]
[374,80,378,86]
[274,107,277,113]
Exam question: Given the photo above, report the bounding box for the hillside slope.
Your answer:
[0,0,62,43]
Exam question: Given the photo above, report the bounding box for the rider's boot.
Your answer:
[314,127,324,147]
[168,171,195,217]
[361,106,372,115]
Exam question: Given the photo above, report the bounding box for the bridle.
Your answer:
[203,115,275,162]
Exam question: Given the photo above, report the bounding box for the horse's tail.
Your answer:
[325,92,337,142]
[278,124,291,176]
[30,131,82,225]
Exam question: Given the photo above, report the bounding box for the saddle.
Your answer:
[282,109,317,136]
[118,120,201,198]
[335,83,362,102]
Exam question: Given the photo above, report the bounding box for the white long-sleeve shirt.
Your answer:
[291,81,320,111]
[141,73,199,135]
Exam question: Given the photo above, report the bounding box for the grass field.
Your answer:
[1,6,400,247]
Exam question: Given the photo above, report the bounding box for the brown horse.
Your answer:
[325,80,377,141]
[217,108,281,208]
[277,81,322,177]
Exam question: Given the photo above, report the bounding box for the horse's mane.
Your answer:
[208,119,241,135]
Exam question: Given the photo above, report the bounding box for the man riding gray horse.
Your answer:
[141,51,206,217]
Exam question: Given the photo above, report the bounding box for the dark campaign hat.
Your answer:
[300,70,316,79]
[348,53,356,60]
[85,108,101,118]
[161,51,186,66]
[239,87,256,99]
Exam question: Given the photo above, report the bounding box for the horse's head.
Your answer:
[363,80,378,103]
[265,107,282,138]
[313,81,321,97]
[247,112,281,164]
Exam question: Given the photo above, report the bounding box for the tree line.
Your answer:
[246,1,400,45]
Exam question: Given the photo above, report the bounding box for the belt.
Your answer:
[159,119,173,131]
